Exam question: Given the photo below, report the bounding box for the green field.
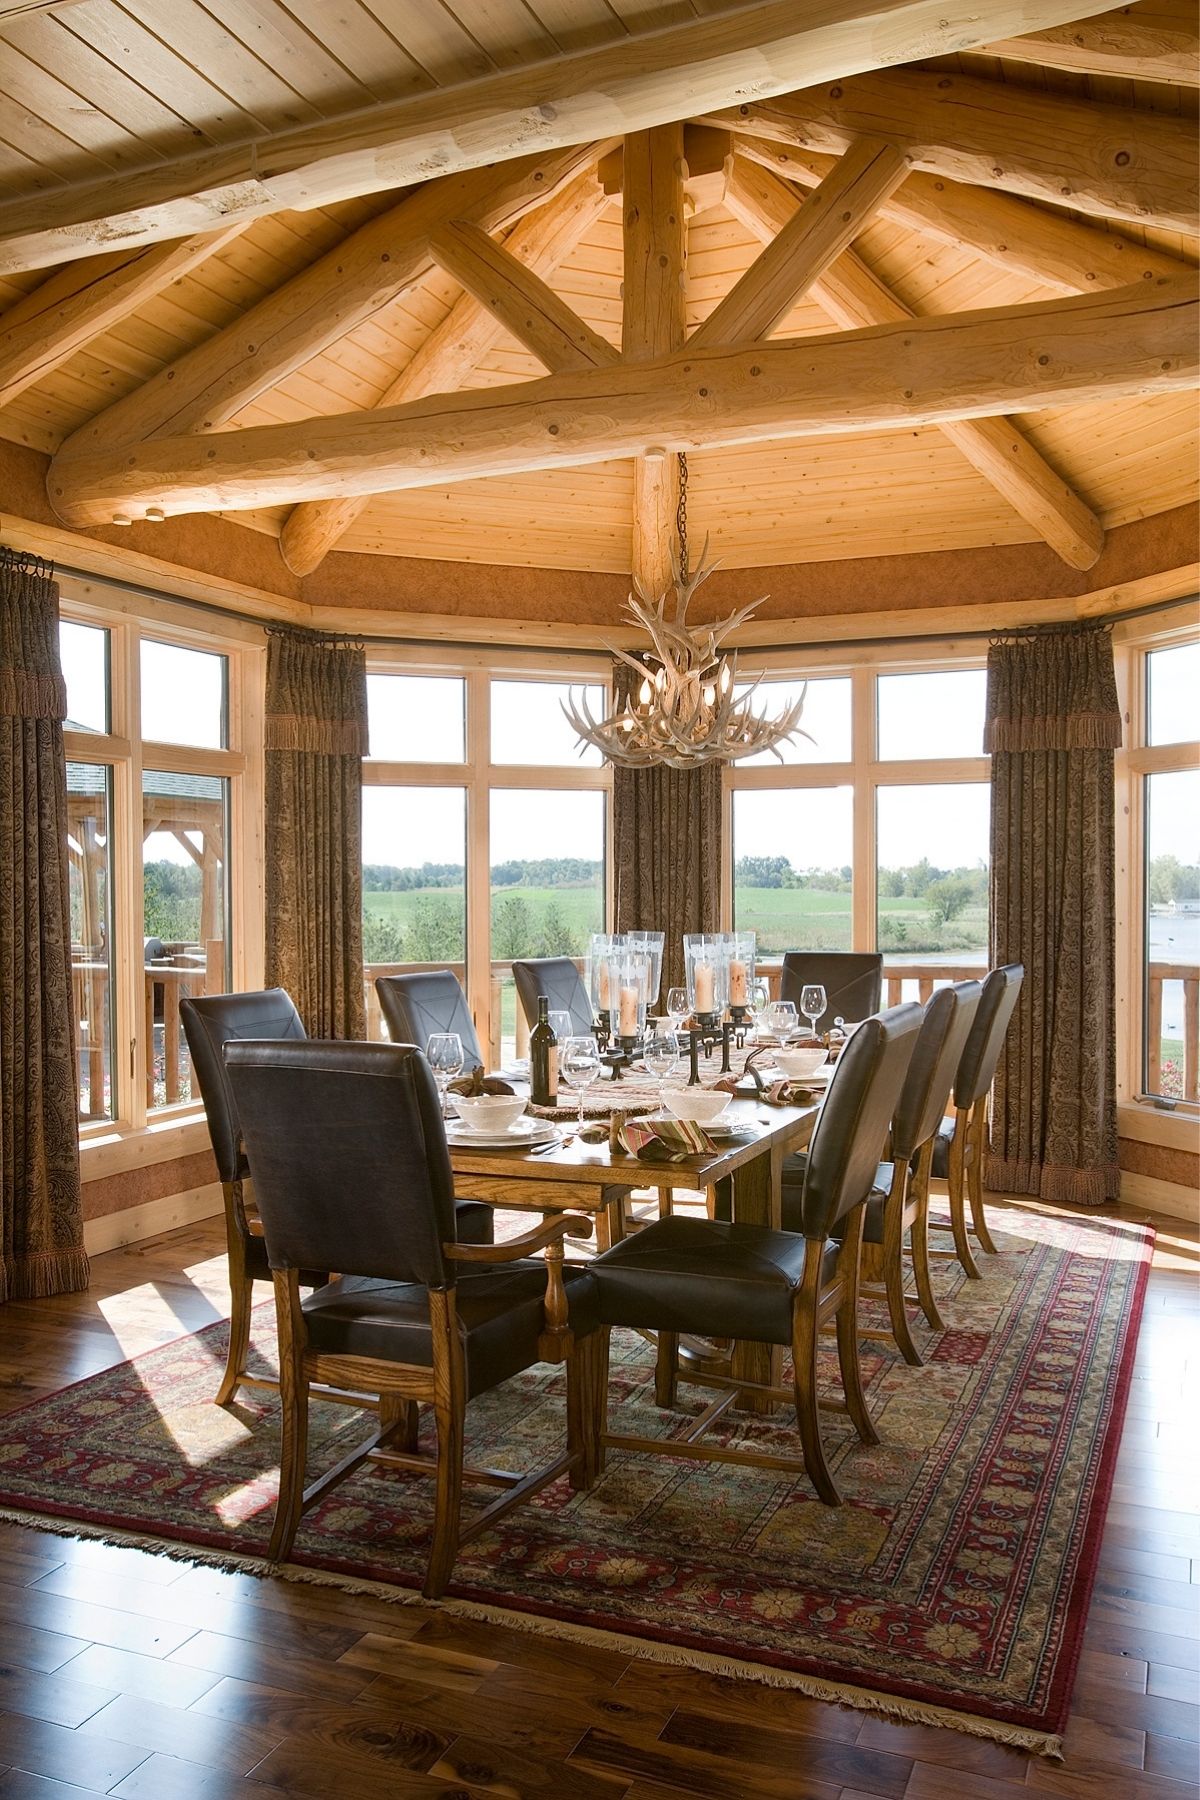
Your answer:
[362,881,988,964]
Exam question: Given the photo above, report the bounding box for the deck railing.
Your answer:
[1146,962,1199,1102]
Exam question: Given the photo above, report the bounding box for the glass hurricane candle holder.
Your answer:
[684,934,729,1019]
[626,930,664,1012]
[588,934,620,1033]
[613,948,651,1042]
[725,931,757,1012]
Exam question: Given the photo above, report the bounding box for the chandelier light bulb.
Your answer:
[639,677,652,705]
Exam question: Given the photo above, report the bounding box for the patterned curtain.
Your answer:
[265,627,368,1039]
[0,549,89,1301]
[612,661,721,994]
[985,624,1122,1206]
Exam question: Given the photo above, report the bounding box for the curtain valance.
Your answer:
[983,624,1122,754]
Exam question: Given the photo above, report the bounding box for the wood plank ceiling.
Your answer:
[0,0,1196,579]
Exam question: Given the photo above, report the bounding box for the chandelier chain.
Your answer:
[675,452,689,583]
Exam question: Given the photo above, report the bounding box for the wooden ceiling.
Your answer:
[0,0,1196,586]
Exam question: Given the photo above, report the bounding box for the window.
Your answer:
[1143,768,1198,1102]
[728,661,990,986]
[60,589,258,1139]
[1147,641,1200,748]
[362,662,612,1062]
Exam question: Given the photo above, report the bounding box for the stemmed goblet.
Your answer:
[799,984,828,1040]
[642,1030,680,1113]
[426,1032,464,1117]
[560,1034,601,1129]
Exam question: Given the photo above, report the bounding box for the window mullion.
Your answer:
[851,667,874,955]
[465,671,492,1057]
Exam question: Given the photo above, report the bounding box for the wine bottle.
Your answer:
[529,994,558,1106]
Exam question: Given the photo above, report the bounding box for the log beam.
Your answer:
[58,143,602,460]
[689,137,907,349]
[0,0,1120,275]
[0,225,247,409]
[48,278,1198,527]
[723,155,1106,568]
[730,137,1196,293]
[279,168,609,576]
[429,218,617,372]
[986,1,1199,87]
[708,67,1199,232]
[622,124,687,597]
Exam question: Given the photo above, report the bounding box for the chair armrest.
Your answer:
[444,1214,594,1263]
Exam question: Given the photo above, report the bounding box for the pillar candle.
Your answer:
[694,962,714,1013]
[619,985,638,1037]
[598,962,610,1010]
[729,958,747,1005]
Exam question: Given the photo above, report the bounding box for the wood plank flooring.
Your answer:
[0,1198,1194,1799]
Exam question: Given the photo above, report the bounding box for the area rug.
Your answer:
[0,1203,1151,1755]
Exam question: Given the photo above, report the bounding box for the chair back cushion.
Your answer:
[779,953,883,1033]
[223,1040,457,1287]
[511,958,593,1035]
[799,1001,923,1238]
[180,989,306,1183]
[375,970,483,1070]
[953,964,1025,1108]
[891,981,982,1158]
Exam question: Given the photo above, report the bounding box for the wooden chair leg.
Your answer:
[967,1102,999,1255]
[379,1394,419,1454]
[215,1187,253,1407]
[835,1210,879,1445]
[566,1336,597,1491]
[910,1150,945,1333]
[946,1109,982,1280]
[881,1172,922,1369]
[267,1272,308,1563]
[424,1293,466,1600]
[792,1248,841,1506]
[654,1331,679,1409]
[594,1328,612,1473]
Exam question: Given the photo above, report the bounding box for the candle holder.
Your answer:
[684,934,729,1025]
[626,929,664,1013]
[600,1043,631,1080]
[613,947,651,1044]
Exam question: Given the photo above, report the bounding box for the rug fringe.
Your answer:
[0,1504,1064,1760]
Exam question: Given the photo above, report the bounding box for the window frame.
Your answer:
[59,576,264,1156]
[1113,606,1200,1132]
[722,643,990,966]
[362,644,613,1059]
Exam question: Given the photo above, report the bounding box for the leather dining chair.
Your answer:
[511,957,594,1036]
[783,981,982,1366]
[375,970,484,1071]
[928,963,1025,1280]
[223,1039,601,1598]
[779,952,883,1034]
[182,989,496,1406]
[586,1003,923,1506]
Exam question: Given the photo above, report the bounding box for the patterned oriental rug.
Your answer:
[0,1204,1151,1757]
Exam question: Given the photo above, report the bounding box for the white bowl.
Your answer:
[775,1046,828,1081]
[663,1088,731,1125]
[451,1093,527,1134]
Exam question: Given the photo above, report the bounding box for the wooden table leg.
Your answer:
[729,1141,785,1414]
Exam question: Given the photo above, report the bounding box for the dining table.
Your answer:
[447,1090,822,1413]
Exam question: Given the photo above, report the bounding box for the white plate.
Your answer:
[445,1117,559,1149]
[771,1064,831,1086]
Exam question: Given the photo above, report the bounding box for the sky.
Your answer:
[60,625,1199,871]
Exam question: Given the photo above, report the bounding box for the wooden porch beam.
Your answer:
[723,154,1106,568]
[48,278,1198,526]
[429,218,617,372]
[622,124,688,599]
[278,168,609,577]
[707,67,1199,232]
[0,0,1118,276]
[57,143,603,459]
[730,137,1196,294]
[985,1,1199,87]
[689,137,907,349]
[0,224,248,409]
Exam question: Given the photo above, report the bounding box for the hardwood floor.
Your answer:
[0,1198,1195,1800]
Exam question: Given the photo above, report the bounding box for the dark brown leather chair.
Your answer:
[779,952,883,1034]
[928,963,1025,1279]
[375,970,484,1071]
[511,957,593,1036]
[181,989,495,1406]
[223,1039,600,1597]
[798,981,981,1366]
[587,1002,923,1505]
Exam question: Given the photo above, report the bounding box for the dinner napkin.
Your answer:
[616,1116,714,1162]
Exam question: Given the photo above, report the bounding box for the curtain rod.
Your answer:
[43,556,1199,655]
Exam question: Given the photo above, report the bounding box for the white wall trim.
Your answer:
[84,1182,224,1256]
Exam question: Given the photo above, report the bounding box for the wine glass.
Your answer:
[799,984,827,1039]
[766,999,798,1042]
[666,987,689,1031]
[560,1034,601,1129]
[548,1010,572,1045]
[426,1031,464,1117]
[642,1030,680,1111]
[744,979,770,1038]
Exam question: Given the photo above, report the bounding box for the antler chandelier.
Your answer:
[564,454,810,770]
